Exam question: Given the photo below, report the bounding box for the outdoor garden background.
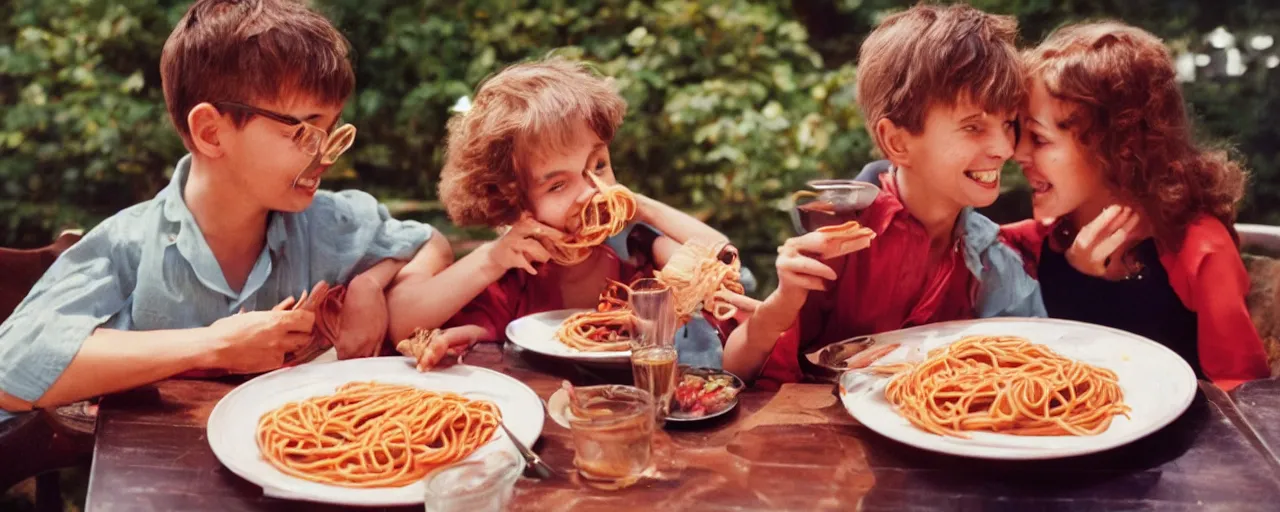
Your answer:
[2,0,1278,292]
[2,1,1279,509]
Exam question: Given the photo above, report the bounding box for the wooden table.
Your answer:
[87,344,1280,511]
[1232,378,1280,466]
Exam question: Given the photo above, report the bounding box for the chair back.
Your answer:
[0,231,82,323]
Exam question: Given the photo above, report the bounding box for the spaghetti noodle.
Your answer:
[256,381,500,488]
[555,308,636,352]
[883,335,1129,437]
[547,172,638,266]
[656,240,745,322]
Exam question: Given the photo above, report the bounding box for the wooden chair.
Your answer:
[0,230,94,512]
[1239,224,1280,377]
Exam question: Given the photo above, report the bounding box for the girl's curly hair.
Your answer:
[1026,21,1246,248]
[438,57,626,227]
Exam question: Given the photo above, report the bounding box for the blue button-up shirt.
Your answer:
[0,155,433,421]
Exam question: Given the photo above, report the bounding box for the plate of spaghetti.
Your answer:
[206,357,544,506]
[837,318,1196,460]
[505,308,631,364]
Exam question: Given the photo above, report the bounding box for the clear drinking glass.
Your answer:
[423,451,522,512]
[789,179,881,234]
[565,384,655,489]
[627,279,679,422]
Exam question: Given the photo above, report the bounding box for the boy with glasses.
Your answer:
[0,0,449,419]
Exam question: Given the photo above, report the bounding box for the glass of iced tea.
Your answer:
[565,385,655,489]
[627,279,678,423]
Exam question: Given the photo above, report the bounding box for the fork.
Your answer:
[498,421,563,480]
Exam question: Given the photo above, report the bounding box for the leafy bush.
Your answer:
[2,0,1277,292]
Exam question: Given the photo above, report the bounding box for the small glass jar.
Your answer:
[423,450,522,512]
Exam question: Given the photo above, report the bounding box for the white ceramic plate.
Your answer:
[206,357,544,506]
[505,309,630,364]
[839,318,1197,460]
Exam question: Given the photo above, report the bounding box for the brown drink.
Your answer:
[631,346,678,420]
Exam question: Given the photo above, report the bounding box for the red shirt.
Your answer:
[1002,216,1269,390]
[446,248,654,341]
[757,173,976,388]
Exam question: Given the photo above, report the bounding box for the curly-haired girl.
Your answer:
[399,57,743,369]
[1003,21,1269,389]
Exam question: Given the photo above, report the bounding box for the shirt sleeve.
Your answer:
[0,221,136,403]
[1193,250,1270,390]
[306,190,435,284]
[443,271,522,342]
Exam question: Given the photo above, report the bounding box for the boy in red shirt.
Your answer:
[725,4,1041,387]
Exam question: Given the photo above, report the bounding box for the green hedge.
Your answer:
[3,0,1278,292]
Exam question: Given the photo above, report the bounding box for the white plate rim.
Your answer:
[206,358,545,506]
[839,317,1197,460]
[504,308,631,364]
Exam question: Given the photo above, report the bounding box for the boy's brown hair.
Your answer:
[438,58,626,227]
[161,0,355,148]
[856,3,1024,153]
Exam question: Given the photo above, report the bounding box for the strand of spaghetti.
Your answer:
[555,308,635,352]
[656,240,745,323]
[548,172,637,265]
[256,382,500,488]
[883,335,1129,438]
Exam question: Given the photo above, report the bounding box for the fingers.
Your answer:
[515,239,552,267]
[273,296,297,312]
[415,340,451,372]
[1075,205,1125,250]
[714,289,761,313]
[1070,205,1138,276]
[783,231,830,254]
[515,217,568,242]
[277,310,317,334]
[1091,211,1139,267]
[777,248,837,281]
[437,329,480,350]
[779,270,828,292]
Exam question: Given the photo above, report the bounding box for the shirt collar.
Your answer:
[159,155,290,298]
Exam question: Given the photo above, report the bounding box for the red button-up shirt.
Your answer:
[757,173,977,388]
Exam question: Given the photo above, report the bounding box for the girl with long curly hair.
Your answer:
[1004,21,1269,389]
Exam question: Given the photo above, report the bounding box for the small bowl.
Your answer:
[666,366,746,423]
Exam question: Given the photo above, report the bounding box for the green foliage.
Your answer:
[0,0,188,247]
[2,0,1278,290]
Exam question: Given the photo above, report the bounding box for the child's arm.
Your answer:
[723,232,839,379]
[334,259,405,358]
[384,217,566,342]
[7,312,314,411]
[0,223,316,413]
[634,194,729,266]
